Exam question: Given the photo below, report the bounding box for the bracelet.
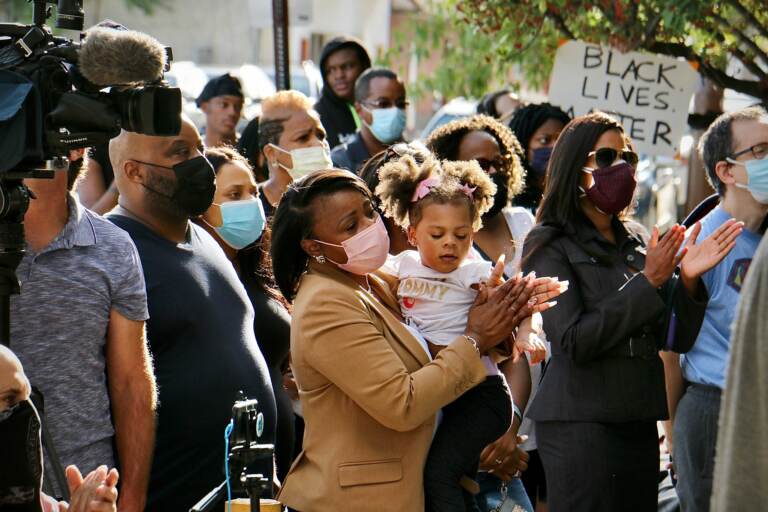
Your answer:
[513,403,523,423]
[464,334,481,355]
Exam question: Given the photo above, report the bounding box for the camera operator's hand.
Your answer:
[465,274,535,353]
[58,465,119,512]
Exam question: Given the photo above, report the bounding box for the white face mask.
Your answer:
[271,142,332,180]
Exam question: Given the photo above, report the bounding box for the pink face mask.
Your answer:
[313,214,391,275]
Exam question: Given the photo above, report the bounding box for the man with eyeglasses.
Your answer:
[331,67,408,174]
[668,106,767,512]
[197,73,244,149]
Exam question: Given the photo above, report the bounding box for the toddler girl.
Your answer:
[376,155,542,512]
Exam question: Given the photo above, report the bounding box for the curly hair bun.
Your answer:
[375,154,496,231]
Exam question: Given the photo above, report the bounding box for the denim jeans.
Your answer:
[476,473,534,512]
[673,383,721,512]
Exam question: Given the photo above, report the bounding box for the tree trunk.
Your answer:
[684,78,723,216]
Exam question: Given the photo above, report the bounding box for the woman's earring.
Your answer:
[315,254,326,264]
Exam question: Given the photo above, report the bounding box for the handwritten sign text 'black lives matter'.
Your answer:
[548,40,699,157]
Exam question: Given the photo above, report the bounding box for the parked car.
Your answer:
[419,97,478,140]
[261,60,323,101]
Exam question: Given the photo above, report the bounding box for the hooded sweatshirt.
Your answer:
[315,37,371,149]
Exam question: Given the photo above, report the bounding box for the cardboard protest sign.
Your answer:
[548,40,699,157]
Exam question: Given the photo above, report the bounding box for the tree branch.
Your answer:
[642,12,663,46]
[628,0,639,27]
[712,11,768,67]
[725,0,768,41]
[546,9,575,40]
[647,41,768,100]
[731,42,768,80]
[713,31,767,80]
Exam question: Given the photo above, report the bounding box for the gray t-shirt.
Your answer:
[10,195,148,492]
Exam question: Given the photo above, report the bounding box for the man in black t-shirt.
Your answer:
[107,116,276,511]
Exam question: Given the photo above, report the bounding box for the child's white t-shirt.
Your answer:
[384,250,500,375]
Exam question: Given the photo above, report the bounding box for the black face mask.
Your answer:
[0,400,44,512]
[484,171,510,220]
[136,156,216,217]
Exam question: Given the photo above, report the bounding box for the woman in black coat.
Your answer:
[521,112,738,511]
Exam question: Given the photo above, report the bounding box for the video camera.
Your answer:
[0,0,182,177]
[0,0,183,312]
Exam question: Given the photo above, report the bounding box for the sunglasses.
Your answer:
[588,148,639,169]
[476,156,509,173]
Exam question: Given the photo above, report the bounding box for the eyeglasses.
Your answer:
[730,142,768,161]
[475,156,509,173]
[588,148,639,169]
[363,98,409,110]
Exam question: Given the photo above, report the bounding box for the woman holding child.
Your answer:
[271,165,562,511]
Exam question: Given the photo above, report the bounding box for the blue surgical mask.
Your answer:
[214,198,266,249]
[727,156,768,204]
[365,107,406,144]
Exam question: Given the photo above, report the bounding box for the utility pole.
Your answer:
[271,0,290,91]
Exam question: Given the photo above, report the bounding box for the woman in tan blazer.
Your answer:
[270,169,534,511]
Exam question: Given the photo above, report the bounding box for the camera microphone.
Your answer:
[78,27,167,86]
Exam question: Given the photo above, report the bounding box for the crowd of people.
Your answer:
[1,29,767,512]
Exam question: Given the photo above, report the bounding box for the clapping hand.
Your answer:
[58,465,118,512]
[528,275,568,314]
[681,219,743,285]
[512,315,548,364]
[643,224,687,288]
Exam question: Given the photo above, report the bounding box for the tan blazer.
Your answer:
[276,261,487,511]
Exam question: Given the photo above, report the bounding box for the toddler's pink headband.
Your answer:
[411,177,476,202]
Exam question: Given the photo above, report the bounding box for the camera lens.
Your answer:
[113,87,182,136]
[55,0,84,31]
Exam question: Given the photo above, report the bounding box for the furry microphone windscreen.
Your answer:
[78,27,166,86]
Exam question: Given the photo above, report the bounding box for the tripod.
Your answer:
[190,393,275,512]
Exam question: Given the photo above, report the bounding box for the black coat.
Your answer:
[522,216,707,423]
[330,131,370,174]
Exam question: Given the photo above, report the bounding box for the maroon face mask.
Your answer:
[581,161,637,215]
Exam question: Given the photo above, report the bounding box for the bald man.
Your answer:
[0,346,120,512]
[12,151,153,511]
[107,117,276,511]
[0,345,30,413]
